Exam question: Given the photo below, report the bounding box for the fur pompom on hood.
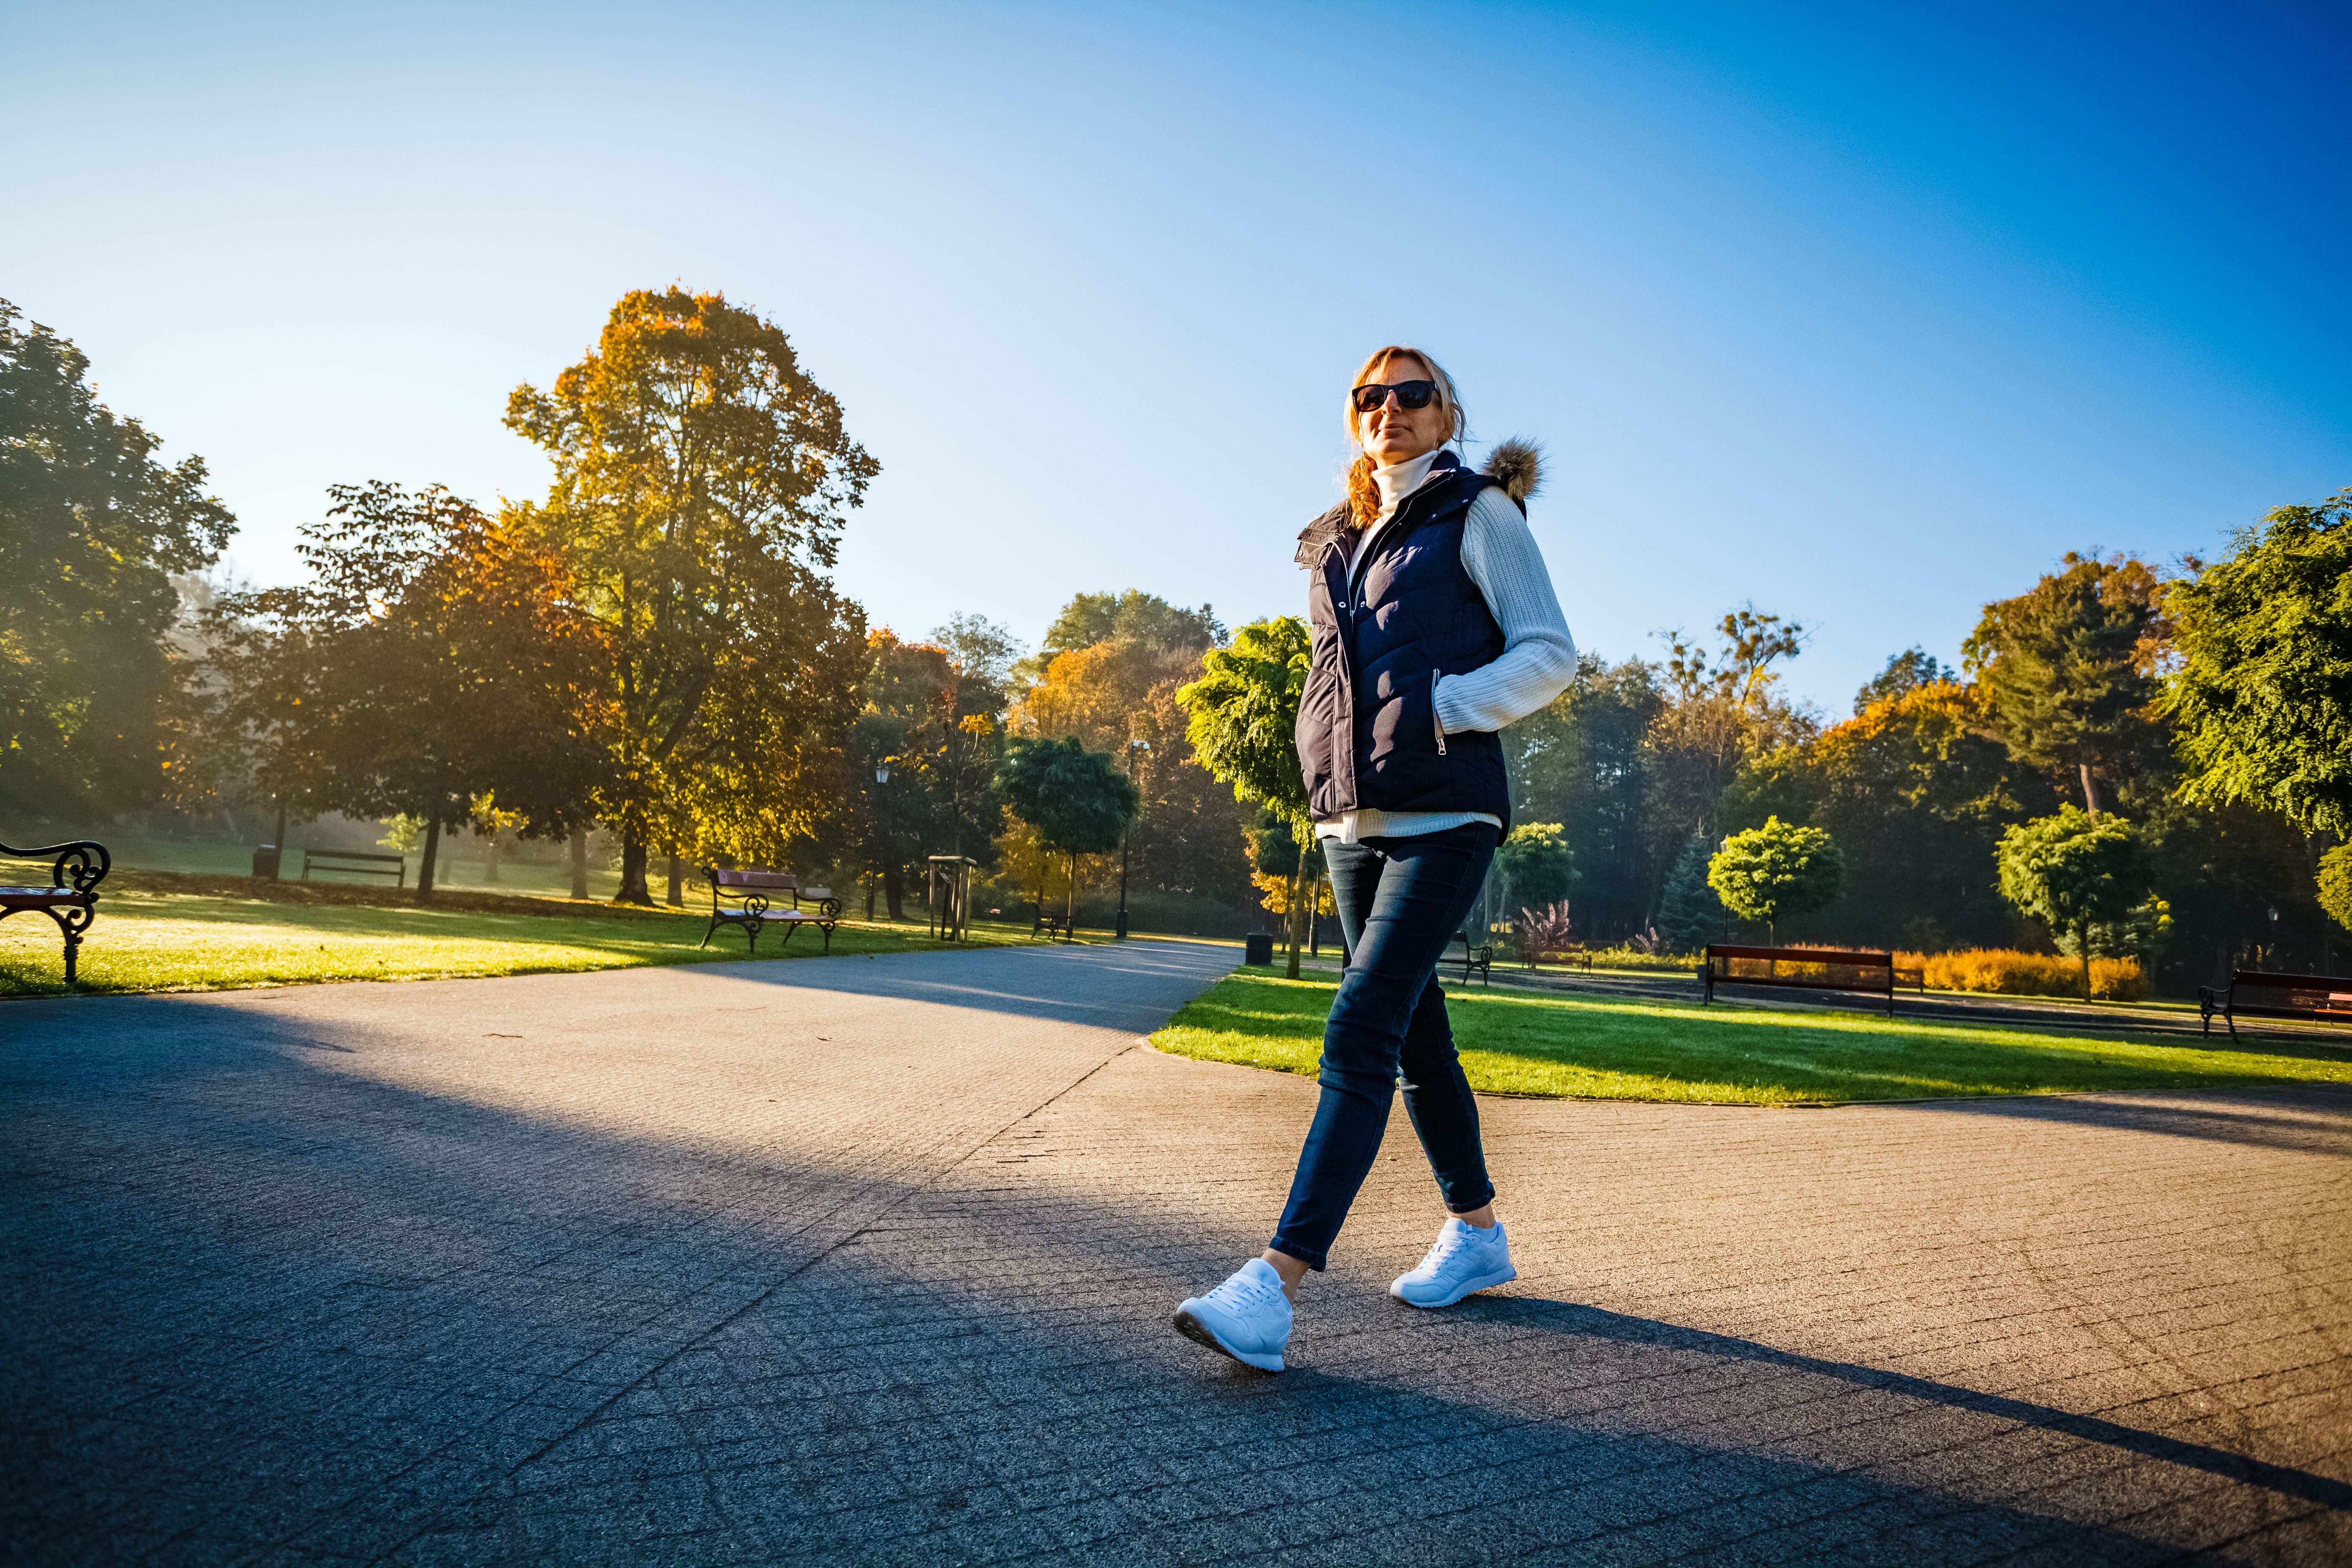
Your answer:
[1482,438,1542,504]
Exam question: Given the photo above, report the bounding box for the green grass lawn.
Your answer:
[0,885,1042,999]
[1153,972,2352,1104]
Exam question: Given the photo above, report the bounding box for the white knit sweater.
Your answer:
[1314,449,1580,846]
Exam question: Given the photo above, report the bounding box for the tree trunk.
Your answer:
[616,827,652,905]
[665,846,683,907]
[568,826,590,899]
[271,799,289,854]
[864,875,876,920]
[2080,926,2093,1003]
[485,830,501,884]
[416,816,442,905]
[1066,852,1079,935]
[2079,762,2102,819]
[1284,859,1304,980]
[884,861,904,921]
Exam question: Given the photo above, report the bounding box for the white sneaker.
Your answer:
[1390,1217,1517,1308]
[1173,1258,1292,1372]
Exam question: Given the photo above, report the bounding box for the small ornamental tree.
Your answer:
[993,735,1137,932]
[2315,844,2352,938]
[1706,816,1843,945]
[1176,616,1314,976]
[1498,822,1576,923]
[1995,805,2151,1001]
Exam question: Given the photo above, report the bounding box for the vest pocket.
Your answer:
[1431,669,1446,755]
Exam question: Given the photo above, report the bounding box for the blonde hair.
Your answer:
[1344,346,1466,530]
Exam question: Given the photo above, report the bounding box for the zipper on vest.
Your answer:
[1432,669,1447,755]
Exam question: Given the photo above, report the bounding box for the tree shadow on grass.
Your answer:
[5,979,2345,1563]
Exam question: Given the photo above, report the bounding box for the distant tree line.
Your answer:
[4,290,2345,986]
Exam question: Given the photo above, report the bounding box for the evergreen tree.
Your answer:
[1657,833,1725,954]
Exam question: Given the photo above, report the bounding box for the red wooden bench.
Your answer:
[2,838,111,984]
[2198,970,2352,1039]
[699,867,841,955]
[1704,943,1898,1014]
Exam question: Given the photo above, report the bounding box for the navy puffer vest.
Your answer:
[1293,451,1513,830]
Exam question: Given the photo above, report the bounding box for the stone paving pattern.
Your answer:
[4,939,2348,1565]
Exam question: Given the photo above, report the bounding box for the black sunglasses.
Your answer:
[1351,379,1439,413]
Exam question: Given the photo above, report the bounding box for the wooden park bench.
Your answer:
[1035,909,1074,942]
[1704,944,1898,1015]
[2198,970,2352,1040]
[1455,931,1495,985]
[700,868,841,956]
[303,847,405,887]
[2,838,111,984]
[1522,943,1594,974]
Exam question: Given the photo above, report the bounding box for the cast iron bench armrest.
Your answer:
[0,838,111,983]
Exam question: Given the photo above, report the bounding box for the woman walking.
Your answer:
[1174,346,1578,1372]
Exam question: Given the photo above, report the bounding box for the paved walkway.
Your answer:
[5,941,2348,1565]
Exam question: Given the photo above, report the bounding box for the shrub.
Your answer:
[1897,947,2147,1002]
[1514,900,1577,961]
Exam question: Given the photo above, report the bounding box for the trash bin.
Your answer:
[1114,910,1130,940]
[1245,932,1274,966]
[252,844,281,882]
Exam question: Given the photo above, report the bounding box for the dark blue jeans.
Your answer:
[1269,822,1499,1271]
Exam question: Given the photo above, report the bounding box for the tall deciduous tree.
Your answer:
[1996,805,2151,1001]
[993,736,1136,931]
[1963,553,2169,818]
[1177,616,1313,975]
[505,288,876,903]
[0,300,234,820]
[1648,608,1817,859]
[1505,657,1667,939]
[205,483,611,901]
[2162,488,2352,838]
[855,628,1006,918]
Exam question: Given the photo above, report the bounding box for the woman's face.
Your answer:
[1355,355,1449,468]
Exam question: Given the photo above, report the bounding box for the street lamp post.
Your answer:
[867,761,892,920]
[1117,738,1149,941]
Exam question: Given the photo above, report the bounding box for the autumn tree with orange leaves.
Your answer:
[505,288,876,903]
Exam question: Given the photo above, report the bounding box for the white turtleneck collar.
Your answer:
[1350,449,1447,574]
[1370,449,1444,524]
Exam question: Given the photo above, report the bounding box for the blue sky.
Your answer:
[5,1,2347,713]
